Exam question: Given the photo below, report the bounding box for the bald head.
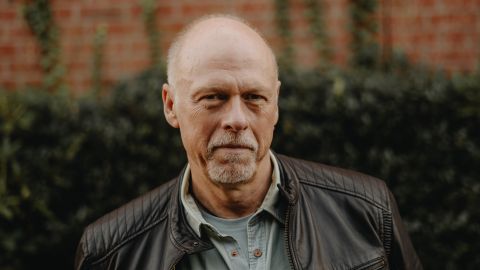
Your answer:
[166,15,278,88]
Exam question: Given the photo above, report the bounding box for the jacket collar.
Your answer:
[167,166,213,254]
[275,152,300,205]
[167,152,300,254]
[181,150,285,237]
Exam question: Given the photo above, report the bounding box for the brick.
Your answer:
[131,42,149,52]
[163,22,184,33]
[0,10,16,20]
[108,24,135,35]
[126,59,149,71]
[239,3,270,13]
[0,44,15,54]
[130,5,142,17]
[67,61,88,70]
[0,64,10,77]
[1,80,16,90]
[458,14,477,25]
[65,26,86,36]
[81,7,122,19]
[157,6,173,15]
[180,4,198,16]
[0,28,5,41]
[53,8,72,19]
[11,62,41,73]
[10,28,32,39]
[180,3,225,16]
[446,32,466,44]
[419,0,435,7]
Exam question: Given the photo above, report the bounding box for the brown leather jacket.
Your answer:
[75,154,422,270]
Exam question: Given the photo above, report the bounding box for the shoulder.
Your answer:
[276,154,390,210]
[75,177,178,268]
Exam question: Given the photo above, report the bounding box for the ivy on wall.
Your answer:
[274,0,381,70]
[92,25,107,97]
[349,0,379,68]
[274,0,295,71]
[302,0,331,71]
[22,0,66,93]
[141,0,162,69]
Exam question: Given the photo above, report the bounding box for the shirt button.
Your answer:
[253,248,263,258]
[231,249,239,257]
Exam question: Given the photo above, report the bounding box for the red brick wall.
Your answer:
[1,1,42,90]
[385,0,480,72]
[1,0,479,93]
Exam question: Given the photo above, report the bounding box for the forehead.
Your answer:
[174,19,277,86]
[187,68,275,95]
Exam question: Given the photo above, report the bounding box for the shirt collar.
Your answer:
[180,150,284,237]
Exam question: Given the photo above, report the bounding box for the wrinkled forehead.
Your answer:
[175,19,278,82]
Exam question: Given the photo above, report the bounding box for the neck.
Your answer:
[190,155,272,219]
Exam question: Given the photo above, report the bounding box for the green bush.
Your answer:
[275,67,480,269]
[0,68,185,269]
[1,66,479,269]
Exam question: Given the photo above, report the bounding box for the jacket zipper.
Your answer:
[284,203,297,270]
[278,178,297,270]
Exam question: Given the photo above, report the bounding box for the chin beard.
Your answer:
[205,131,259,184]
[206,153,256,184]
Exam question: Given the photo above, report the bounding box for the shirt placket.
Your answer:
[247,213,267,270]
[205,225,249,269]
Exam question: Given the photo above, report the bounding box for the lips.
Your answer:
[213,144,253,151]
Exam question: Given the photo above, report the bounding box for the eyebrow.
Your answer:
[189,75,274,99]
[192,84,271,97]
[192,85,228,95]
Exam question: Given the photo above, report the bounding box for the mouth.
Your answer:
[213,144,254,151]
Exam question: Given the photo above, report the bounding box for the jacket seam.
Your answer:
[298,178,389,211]
[382,209,393,259]
[169,227,190,252]
[89,211,169,266]
[377,207,384,255]
[79,228,91,269]
[167,168,192,254]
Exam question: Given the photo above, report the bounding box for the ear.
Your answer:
[274,80,281,125]
[162,83,179,128]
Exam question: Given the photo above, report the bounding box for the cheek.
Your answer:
[178,111,216,152]
[253,111,277,147]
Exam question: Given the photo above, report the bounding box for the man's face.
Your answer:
[164,22,280,185]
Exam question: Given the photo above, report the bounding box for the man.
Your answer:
[75,15,422,270]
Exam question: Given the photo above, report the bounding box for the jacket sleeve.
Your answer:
[74,231,91,270]
[387,190,423,270]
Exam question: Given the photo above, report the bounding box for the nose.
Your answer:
[221,96,248,132]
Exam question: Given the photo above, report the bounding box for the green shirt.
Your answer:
[177,151,291,270]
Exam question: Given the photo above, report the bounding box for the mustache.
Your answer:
[207,132,258,152]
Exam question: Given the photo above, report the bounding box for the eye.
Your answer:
[203,93,228,101]
[243,93,265,101]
